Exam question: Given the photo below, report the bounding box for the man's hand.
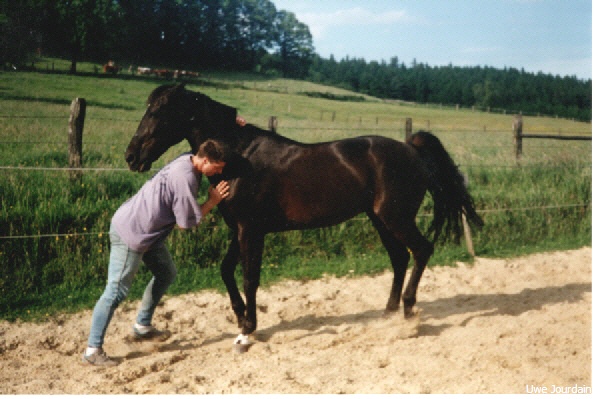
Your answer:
[236,116,246,127]
[200,180,230,217]
[209,180,230,204]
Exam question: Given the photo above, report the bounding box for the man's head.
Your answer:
[194,139,229,176]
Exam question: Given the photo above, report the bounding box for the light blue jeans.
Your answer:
[87,223,177,348]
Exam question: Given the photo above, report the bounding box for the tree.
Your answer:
[0,0,46,67]
[237,0,278,69]
[216,0,277,70]
[271,10,314,78]
[51,0,122,73]
[115,0,161,65]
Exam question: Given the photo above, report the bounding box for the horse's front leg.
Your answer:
[238,227,265,336]
[220,235,245,327]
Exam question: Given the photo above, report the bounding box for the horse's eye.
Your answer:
[147,107,160,118]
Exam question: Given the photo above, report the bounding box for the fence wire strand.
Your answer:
[0,203,590,240]
[0,166,130,172]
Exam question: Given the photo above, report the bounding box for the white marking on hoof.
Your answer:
[234,333,250,345]
[233,334,251,353]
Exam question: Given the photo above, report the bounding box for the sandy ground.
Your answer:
[0,247,591,394]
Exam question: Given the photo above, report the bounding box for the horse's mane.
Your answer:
[240,123,298,143]
[148,84,302,147]
[148,84,177,104]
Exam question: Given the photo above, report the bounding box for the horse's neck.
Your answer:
[185,125,242,153]
[186,129,205,154]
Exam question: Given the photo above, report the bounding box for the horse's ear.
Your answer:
[149,84,186,110]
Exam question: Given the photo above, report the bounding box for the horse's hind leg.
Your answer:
[368,212,411,313]
[400,224,434,318]
[371,210,434,318]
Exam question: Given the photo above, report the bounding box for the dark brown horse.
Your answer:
[125,84,483,345]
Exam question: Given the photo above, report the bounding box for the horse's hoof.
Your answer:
[404,306,419,319]
[234,343,250,354]
[233,334,252,353]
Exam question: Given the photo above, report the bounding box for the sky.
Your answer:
[272,0,592,80]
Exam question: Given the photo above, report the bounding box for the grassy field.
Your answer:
[0,60,591,321]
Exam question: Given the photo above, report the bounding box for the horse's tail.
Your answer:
[407,130,484,243]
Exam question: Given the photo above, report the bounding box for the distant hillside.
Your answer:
[308,56,592,122]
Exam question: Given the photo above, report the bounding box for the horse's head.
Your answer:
[126,84,240,172]
[126,84,190,172]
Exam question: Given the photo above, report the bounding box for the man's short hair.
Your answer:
[197,139,229,163]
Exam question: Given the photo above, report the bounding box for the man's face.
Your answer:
[201,159,226,176]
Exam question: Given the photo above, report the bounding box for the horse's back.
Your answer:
[251,135,416,184]
[332,135,422,179]
[226,134,425,230]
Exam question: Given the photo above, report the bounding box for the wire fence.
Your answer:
[0,203,591,239]
[1,112,591,241]
[0,203,590,240]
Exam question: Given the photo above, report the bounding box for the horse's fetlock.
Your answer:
[404,305,419,319]
[385,298,400,313]
[236,314,246,328]
[403,296,416,310]
[242,321,256,335]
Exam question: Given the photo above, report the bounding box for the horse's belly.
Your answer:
[280,187,365,227]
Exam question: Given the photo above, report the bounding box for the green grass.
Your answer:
[0,64,591,322]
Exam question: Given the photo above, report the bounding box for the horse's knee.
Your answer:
[243,276,260,292]
[220,266,235,285]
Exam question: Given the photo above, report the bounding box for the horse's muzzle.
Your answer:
[125,152,152,172]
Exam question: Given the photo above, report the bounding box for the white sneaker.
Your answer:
[131,324,172,342]
[82,348,119,367]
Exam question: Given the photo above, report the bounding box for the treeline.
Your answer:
[1,0,314,77]
[1,0,591,121]
[309,56,592,121]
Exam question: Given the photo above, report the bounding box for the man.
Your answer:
[83,139,231,367]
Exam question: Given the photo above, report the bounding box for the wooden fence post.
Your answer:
[513,114,523,161]
[268,116,278,133]
[68,98,86,180]
[405,117,412,141]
